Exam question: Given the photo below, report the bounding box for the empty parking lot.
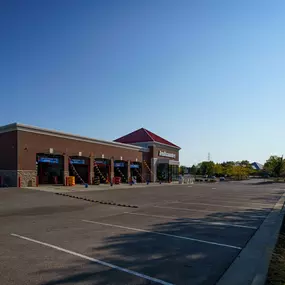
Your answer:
[0,182,284,285]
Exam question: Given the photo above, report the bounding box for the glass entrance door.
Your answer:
[157,163,169,182]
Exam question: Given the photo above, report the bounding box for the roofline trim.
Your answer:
[133,140,180,150]
[150,141,181,150]
[0,123,143,151]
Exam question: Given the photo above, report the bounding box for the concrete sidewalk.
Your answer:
[25,182,183,193]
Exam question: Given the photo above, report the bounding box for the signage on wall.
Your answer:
[130,164,140,169]
[70,159,85,165]
[158,151,176,159]
[94,160,106,165]
[114,162,125,168]
[39,157,59,164]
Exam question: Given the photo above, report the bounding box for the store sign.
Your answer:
[39,157,59,164]
[114,162,125,168]
[130,164,140,169]
[70,159,85,165]
[94,160,106,165]
[158,151,176,159]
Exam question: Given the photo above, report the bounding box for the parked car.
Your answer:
[219,177,226,181]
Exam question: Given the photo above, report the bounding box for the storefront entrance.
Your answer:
[114,161,128,183]
[69,156,89,184]
[157,163,179,182]
[169,164,179,182]
[157,163,169,182]
[130,162,142,183]
[37,154,64,184]
[94,158,110,183]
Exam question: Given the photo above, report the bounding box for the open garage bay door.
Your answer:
[94,159,110,183]
[37,154,64,184]
[130,162,142,183]
[114,161,128,183]
[69,156,89,184]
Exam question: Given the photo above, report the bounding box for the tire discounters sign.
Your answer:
[158,150,176,159]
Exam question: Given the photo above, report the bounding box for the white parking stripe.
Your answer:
[153,205,267,219]
[82,219,242,250]
[247,215,268,219]
[154,205,213,213]
[175,201,268,210]
[124,212,257,229]
[124,212,178,219]
[11,233,173,285]
[190,199,273,207]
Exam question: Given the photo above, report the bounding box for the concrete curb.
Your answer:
[216,192,285,285]
[24,182,187,193]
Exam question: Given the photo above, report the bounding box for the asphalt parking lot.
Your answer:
[0,182,284,285]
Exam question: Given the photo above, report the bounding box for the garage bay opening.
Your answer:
[114,160,128,183]
[69,156,89,184]
[130,162,142,183]
[94,158,110,183]
[36,154,64,184]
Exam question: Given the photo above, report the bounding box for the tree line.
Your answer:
[179,155,285,180]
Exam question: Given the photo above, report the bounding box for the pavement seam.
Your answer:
[54,192,139,208]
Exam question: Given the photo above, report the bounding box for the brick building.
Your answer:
[115,128,180,182]
[0,123,180,187]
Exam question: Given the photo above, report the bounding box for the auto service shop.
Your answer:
[0,123,180,187]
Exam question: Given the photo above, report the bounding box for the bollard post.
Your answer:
[65,176,68,186]
[36,176,39,187]
[18,176,21,188]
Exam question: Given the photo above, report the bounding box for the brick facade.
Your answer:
[0,124,180,187]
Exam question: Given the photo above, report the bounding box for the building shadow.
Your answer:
[36,205,276,285]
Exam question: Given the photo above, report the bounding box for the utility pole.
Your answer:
[208,152,211,161]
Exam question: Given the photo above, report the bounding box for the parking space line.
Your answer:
[11,233,173,285]
[153,205,268,219]
[123,212,257,229]
[124,212,177,220]
[247,215,268,219]
[175,201,269,210]
[190,199,274,207]
[154,205,213,213]
[82,219,242,250]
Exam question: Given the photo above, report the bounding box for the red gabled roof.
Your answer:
[114,128,180,148]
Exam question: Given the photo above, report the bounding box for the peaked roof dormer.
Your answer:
[114,128,180,149]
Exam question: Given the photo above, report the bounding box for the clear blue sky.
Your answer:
[1,0,284,166]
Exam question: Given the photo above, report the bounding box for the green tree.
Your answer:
[214,164,224,176]
[230,165,250,180]
[199,161,215,176]
[240,160,252,169]
[190,165,197,175]
[179,166,187,175]
[264,156,285,177]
